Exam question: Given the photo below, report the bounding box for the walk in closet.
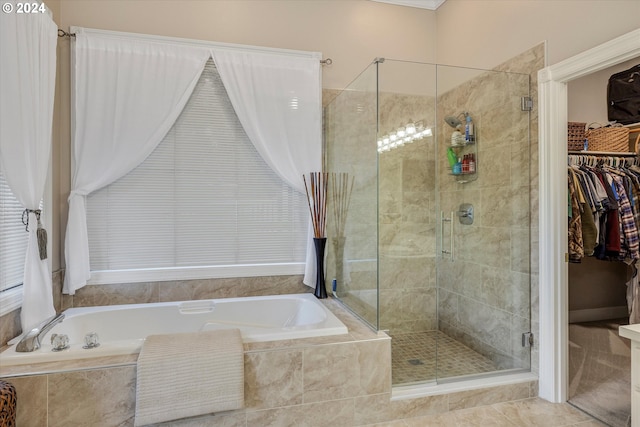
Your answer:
[567,59,639,427]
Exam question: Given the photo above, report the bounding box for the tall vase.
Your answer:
[313,237,327,299]
[332,236,346,293]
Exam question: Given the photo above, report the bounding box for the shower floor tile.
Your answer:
[390,330,498,385]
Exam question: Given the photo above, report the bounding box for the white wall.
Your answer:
[58,0,437,91]
[436,0,640,70]
[568,58,639,124]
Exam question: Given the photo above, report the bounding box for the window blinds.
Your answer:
[0,166,28,292]
[86,60,308,276]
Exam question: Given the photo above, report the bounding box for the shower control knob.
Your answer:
[51,334,70,352]
[83,332,100,349]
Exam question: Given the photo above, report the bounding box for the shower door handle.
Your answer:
[440,211,454,260]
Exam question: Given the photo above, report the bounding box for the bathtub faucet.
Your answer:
[15,313,65,352]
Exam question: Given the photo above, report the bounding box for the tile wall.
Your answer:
[377,91,437,334]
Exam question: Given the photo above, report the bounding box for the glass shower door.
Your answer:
[434,65,532,381]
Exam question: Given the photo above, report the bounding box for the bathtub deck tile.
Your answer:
[303,342,362,402]
[323,298,381,340]
[243,332,356,352]
[244,349,304,409]
[9,374,47,427]
[354,393,397,425]
[47,365,136,427]
[355,339,392,395]
[0,354,138,378]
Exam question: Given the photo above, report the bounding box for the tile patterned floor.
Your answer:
[390,330,497,385]
[362,397,608,426]
[568,319,631,427]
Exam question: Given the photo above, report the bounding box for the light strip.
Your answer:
[377,120,432,153]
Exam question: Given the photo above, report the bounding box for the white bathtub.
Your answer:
[0,293,348,366]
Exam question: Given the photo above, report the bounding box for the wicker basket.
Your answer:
[585,123,630,152]
[568,122,586,150]
[0,380,16,427]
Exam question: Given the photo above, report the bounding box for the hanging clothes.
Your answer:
[569,154,640,324]
[569,168,595,256]
[610,172,640,262]
[568,172,584,262]
[567,155,640,264]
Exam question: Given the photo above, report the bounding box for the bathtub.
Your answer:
[0,293,348,366]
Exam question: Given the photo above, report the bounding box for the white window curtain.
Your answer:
[64,28,323,294]
[64,30,210,294]
[211,50,322,285]
[0,4,57,330]
[86,61,309,280]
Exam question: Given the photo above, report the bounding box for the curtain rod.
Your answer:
[58,29,75,38]
[57,28,332,65]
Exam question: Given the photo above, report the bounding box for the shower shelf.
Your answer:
[449,139,478,184]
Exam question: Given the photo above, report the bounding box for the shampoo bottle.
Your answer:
[465,114,475,143]
[453,158,462,175]
[447,147,457,168]
[462,155,469,173]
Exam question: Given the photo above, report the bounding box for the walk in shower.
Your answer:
[324,58,532,386]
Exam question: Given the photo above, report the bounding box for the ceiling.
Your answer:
[368,0,447,10]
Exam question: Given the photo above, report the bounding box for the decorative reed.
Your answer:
[330,172,354,238]
[303,172,329,238]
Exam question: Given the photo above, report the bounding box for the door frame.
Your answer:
[538,28,640,403]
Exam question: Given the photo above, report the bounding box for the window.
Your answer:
[0,165,28,312]
[85,60,309,284]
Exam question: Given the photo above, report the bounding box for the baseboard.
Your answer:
[568,306,628,323]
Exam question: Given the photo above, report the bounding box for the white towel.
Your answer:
[134,328,244,426]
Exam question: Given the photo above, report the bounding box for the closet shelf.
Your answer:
[568,150,637,156]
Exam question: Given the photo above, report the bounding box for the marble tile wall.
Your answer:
[0,308,20,349]
[69,274,309,308]
[377,91,437,334]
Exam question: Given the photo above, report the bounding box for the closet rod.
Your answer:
[568,150,637,156]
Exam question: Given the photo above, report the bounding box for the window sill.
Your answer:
[87,263,306,285]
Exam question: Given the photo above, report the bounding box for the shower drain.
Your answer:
[407,359,424,366]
